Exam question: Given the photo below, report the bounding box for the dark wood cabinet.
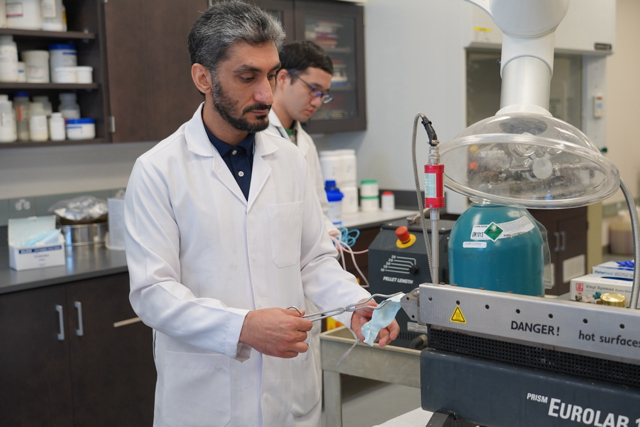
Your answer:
[253,0,367,133]
[0,273,156,426]
[103,0,206,142]
[530,207,588,296]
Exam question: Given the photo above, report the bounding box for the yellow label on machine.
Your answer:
[474,27,492,32]
[450,306,467,324]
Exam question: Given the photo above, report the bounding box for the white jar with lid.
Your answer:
[341,184,359,214]
[22,50,50,83]
[66,118,95,140]
[336,149,357,186]
[53,66,76,83]
[59,92,81,119]
[75,66,93,83]
[0,35,18,82]
[49,44,77,82]
[29,102,48,141]
[48,112,65,141]
[0,94,17,143]
[319,151,343,185]
[6,0,42,30]
[381,191,395,211]
[41,0,65,31]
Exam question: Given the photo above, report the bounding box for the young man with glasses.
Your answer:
[268,40,337,236]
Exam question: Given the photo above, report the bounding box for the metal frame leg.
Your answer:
[323,370,342,427]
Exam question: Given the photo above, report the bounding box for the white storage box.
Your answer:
[9,216,65,271]
[570,274,632,307]
[592,261,634,280]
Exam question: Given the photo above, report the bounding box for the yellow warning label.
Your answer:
[474,27,492,32]
[450,306,467,324]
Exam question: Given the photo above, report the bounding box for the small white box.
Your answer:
[570,274,632,307]
[592,261,634,280]
[8,216,65,271]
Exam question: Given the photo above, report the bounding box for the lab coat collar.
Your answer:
[184,103,279,209]
[267,109,311,157]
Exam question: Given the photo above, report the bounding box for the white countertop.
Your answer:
[341,209,416,229]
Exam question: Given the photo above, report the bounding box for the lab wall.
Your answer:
[0,0,638,217]
[314,0,467,190]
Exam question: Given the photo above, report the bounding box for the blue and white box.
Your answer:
[9,216,65,271]
[592,261,634,280]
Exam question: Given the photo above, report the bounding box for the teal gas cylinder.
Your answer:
[448,204,544,296]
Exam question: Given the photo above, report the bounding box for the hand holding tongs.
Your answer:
[287,292,403,322]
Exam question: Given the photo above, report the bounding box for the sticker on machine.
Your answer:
[463,241,487,249]
[470,216,535,242]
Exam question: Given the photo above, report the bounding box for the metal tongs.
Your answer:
[288,292,403,322]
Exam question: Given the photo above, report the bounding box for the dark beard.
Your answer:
[212,80,270,133]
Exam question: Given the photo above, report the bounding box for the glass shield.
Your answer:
[440,113,620,209]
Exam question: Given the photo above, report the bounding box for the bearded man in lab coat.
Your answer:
[123,1,399,426]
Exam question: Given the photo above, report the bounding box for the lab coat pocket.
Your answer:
[161,351,231,427]
[267,202,304,268]
[290,349,321,417]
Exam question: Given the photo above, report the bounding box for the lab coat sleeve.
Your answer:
[297,160,370,327]
[124,157,251,361]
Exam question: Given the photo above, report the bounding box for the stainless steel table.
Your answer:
[320,327,422,427]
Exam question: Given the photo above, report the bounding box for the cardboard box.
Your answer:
[9,216,65,271]
[592,261,634,280]
[570,274,632,307]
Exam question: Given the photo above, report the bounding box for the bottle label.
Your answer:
[469,216,534,242]
[41,0,57,18]
[6,4,24,18]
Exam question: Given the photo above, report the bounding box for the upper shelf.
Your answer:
[0,83,98,90]
[0,28,96,40]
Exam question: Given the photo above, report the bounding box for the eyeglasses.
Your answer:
[287,69,333,104]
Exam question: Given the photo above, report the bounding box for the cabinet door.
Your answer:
[294,0,366,133]
[0,286,74,426]
[253,0,296,43]
[66,273,156,427]
[104,0,206,142]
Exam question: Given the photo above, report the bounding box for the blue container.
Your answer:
[449,204,544,296]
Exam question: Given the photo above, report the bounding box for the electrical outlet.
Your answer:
[9,197,37,219]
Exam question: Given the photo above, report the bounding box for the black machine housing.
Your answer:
[368,218,455,348]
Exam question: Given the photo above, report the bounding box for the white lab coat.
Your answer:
[124,104,370,427]
[267,110,337,235]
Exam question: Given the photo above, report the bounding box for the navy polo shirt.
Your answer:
[204,124,254,200]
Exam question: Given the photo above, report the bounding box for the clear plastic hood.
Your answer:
[440,113,620,209]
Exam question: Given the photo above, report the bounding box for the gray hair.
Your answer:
[188,0,285,74]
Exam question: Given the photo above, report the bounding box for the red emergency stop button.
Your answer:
[395,226,416,248]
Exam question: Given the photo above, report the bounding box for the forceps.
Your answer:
[287,292,403,322]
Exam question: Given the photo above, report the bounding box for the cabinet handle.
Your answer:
[74,301,84,337]
[553,231,561,252]
[56,305,64,341]
[559,231,566,252]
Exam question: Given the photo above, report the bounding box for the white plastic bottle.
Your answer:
[33,96,53,116]
[13,92,30,141]
[59,92,81,119]
[48,112,65,141]
[0,94,17,142]
[29,102,48,141]
[41,0,65,31]
[6,0,42,30]
[0,35,18,82]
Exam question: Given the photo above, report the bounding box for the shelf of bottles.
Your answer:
[304,15,358,122]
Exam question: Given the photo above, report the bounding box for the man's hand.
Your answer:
[350,299,400,347]
[239,308,313,358]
